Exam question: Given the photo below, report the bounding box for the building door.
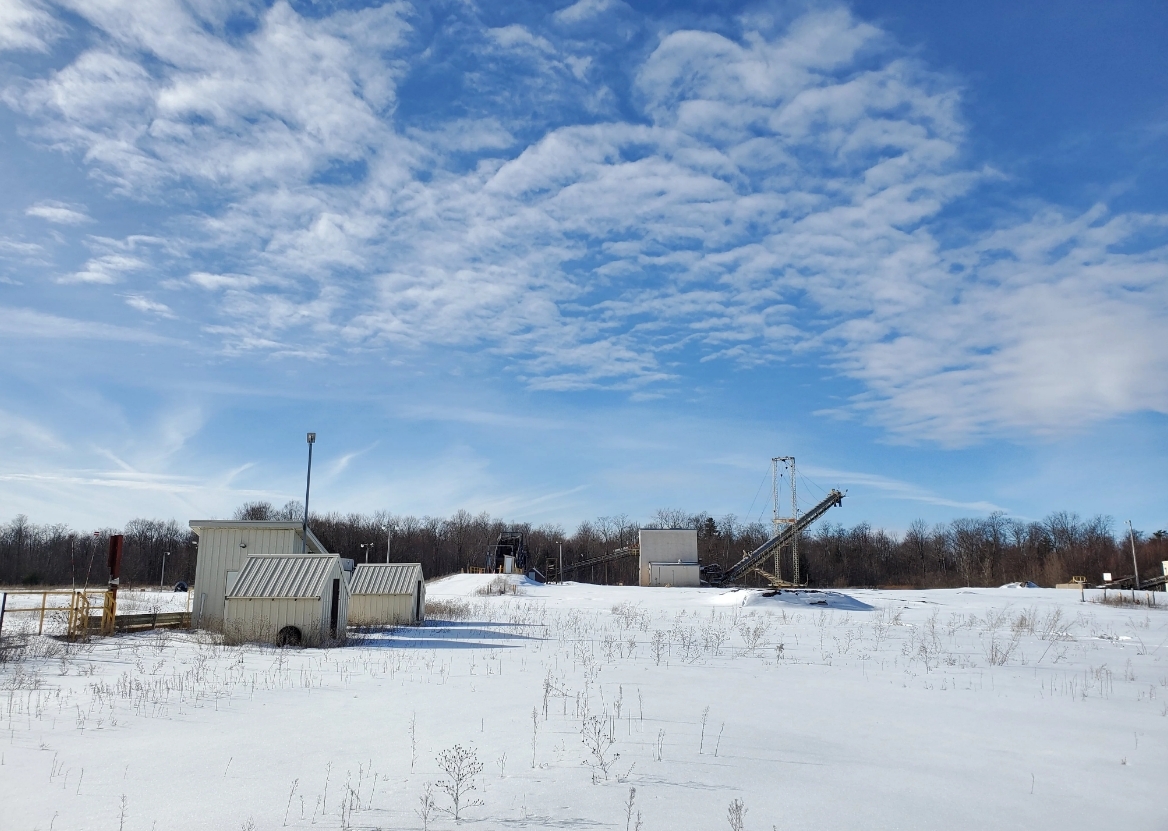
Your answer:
[415,581,423,622]
[329,578,340,637]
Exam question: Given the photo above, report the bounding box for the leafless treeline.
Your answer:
[1,502,1164,589]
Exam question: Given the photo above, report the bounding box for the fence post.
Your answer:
[101,590,115,636]
[0,592,6,635]
[39,591,47,635]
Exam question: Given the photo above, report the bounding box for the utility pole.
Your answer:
[1127,520,1140,601]
[303,432,316,553]
[558,541,563,585]
[160,551,169,587]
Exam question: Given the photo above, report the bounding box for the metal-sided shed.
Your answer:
[348,563,425,626]
[224,555,349,646]
[189,520,331,628]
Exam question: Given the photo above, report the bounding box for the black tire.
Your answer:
[173,581,188,592]
[276,626,302,647]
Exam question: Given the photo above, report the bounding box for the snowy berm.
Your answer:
[1,576,1164,830]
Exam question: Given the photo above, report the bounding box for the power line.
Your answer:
[797,472,829,509]
[745,464,770,526]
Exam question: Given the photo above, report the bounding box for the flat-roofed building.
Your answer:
[638,529,700,587]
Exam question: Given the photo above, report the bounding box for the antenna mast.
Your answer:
[771,457,799,584]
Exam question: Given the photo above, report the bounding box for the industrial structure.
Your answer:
[770,457,799,584]
[638,529,700,587]
[223,554,350,646]
[701,488,845,586]
[485,531,529,574]
[348,562,426,626]
[188,520,332,629]
[549,457,846,589]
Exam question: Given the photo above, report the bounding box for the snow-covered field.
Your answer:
[2,576,1165,831]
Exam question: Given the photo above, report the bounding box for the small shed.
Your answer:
[348,563,425,626]
[224,555,349,646]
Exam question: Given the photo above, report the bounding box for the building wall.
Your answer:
[190,524,326,628]
[349,593,414,626]
[648,562,700,588]
[224,598,325,644]
[223,559,349,645]
[349,578,426,626]
[638,530,698,586]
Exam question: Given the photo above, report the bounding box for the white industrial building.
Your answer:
[189,520,331,628]
[348,563,426,626]
[638,529,700,587]
[224,554,349,646]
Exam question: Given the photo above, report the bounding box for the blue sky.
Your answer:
[1,0,1165,534]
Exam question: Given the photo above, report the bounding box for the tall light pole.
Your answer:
[1127,520,1140,601]
[385,521,396,562]
[160,551,170,587]
[557,540,563,585]
[303,432,316,553]
[359,542,373,564]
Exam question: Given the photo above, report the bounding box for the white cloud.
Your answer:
[822,206,1168,442]
[4,2,1166,445]
[488,24,556,54]
[0,306,173,343]
[61,253,146,284]
[26,200,92,224]
[0,0,60,52]
[124,294,175,317]
[804,465,1007,514]
[553,0,618,25]
[0,238,44,262]
[0,407,66,450]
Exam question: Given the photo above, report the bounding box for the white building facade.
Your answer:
[638,529,700,587]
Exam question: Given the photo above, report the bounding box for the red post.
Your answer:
[103,535,124,635]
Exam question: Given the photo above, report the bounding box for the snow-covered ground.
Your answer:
[2,576,1165,830]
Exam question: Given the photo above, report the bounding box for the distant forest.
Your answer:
[1,500,1165,590]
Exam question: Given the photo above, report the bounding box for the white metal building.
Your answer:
[189,520,331,628]
[638,529,700,587]
[348,563,426,626]
[224,555,349,646]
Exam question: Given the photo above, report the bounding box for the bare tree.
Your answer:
[649,508,692,530]
[727,798,746,831]
[436,745,484,820]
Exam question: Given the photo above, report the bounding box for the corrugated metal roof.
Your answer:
[350,563,423,595]
[228,555,338,599]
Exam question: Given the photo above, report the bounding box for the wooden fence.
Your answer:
[0,589,191,638]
